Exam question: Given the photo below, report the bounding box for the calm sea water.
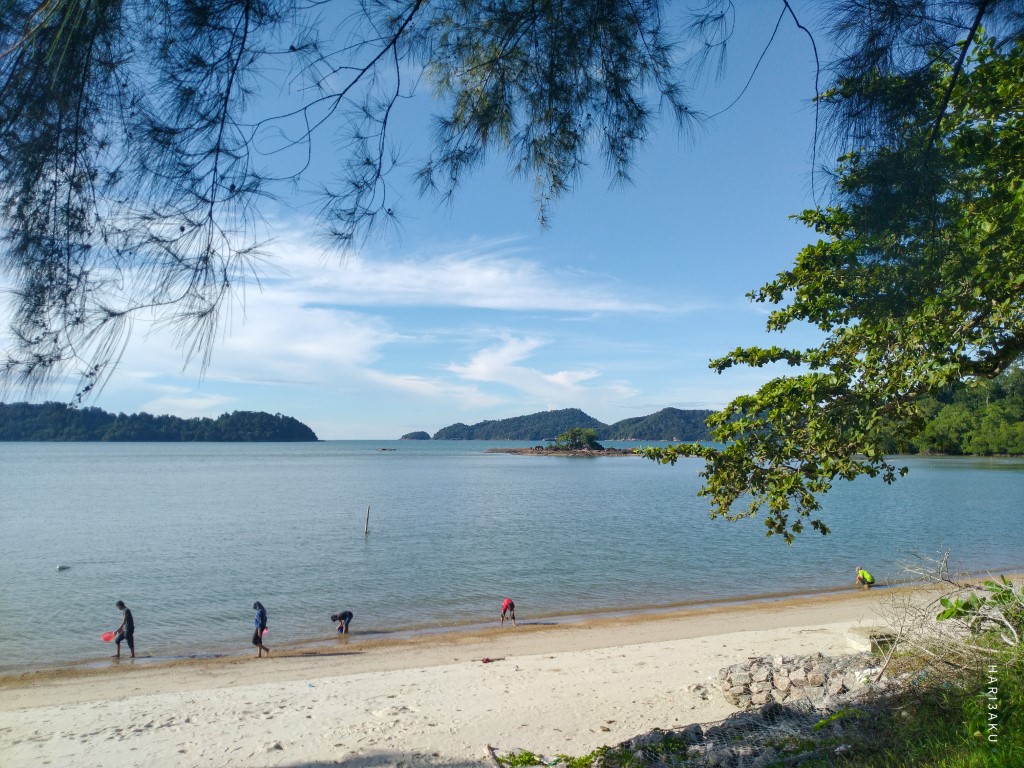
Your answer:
[1,440,1022,672]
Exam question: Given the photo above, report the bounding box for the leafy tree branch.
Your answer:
[644,32,1024,542]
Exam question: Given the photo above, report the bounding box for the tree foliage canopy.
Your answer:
[644,30,1024,541]
[0,0,691,395]
[554,426,602,450]
[4,0,1021,397]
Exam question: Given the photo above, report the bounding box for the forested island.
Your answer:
[429,407,714,442]
[417,368,1024,455]
[0,402,318,442]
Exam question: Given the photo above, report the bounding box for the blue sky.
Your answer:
[2,2,834,439]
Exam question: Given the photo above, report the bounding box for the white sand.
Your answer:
[0,590,893,768]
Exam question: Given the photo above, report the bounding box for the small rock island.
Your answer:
[484,428,637,457]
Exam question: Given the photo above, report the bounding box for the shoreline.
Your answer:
[6,569,1019,679]
[0,585,911,693]
[0,587,909,768]
[0,582,887,678]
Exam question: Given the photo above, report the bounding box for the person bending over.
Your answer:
[500,597,517,627]
[330,611,354,634]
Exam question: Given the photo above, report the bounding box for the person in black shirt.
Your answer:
[330,611,354,634]
[114,600,135,658]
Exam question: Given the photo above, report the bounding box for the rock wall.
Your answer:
[718,651,892,711]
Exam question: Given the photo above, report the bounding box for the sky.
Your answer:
[1,2,835,439]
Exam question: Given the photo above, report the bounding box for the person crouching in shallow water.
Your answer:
[252,601,270,657]
[113,600,135,658]
[855,566,875,590]
[500,597,516,627]
[330,611,354,635]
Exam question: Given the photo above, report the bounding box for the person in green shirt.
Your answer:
[855,566,875,590]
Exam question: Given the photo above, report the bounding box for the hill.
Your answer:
[431,407,712,441]
[605,408,715,440]
[400,431,431,440]
[0,402,319,441]
[432,408,605,441]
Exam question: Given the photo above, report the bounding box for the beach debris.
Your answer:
[482,656,505,664]
[484,744,502,768]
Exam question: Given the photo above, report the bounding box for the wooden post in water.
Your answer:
[364,504,370,535]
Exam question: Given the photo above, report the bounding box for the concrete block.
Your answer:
[846,626,896,653]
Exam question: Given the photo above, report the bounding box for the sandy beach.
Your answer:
[0,589,901,768]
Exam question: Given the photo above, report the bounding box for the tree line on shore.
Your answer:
[0,402,318,442]
[883,367,1024,456]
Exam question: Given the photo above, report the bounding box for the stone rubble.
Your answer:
[586,651,913,768]
[718,651,892,711]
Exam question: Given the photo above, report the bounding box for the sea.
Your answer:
[1,440,1022,673]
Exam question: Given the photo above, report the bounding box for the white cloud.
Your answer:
[105,232,669,408]
[360,369,504,409]
[448,334,603,403]
[266,232,672,313]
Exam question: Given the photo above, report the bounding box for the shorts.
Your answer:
[115,631,134,651]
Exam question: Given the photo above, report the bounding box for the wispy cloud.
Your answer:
[268,233,673,313]
[448,334,602,402]
[360,369,504,408]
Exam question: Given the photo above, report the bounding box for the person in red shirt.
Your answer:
[500,597,516,626]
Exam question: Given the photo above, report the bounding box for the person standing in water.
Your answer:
[113,600,135,658]
[330,611,354,634]
[252,601,270,657]
[500,597,516,627]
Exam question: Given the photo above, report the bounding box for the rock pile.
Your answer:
[584,652,911,768]
[719,651,893,711]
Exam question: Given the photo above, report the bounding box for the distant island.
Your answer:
[400,431,431,440]
[421,407,714,442]
[0,402,318,441]
[413,365,1024,455]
